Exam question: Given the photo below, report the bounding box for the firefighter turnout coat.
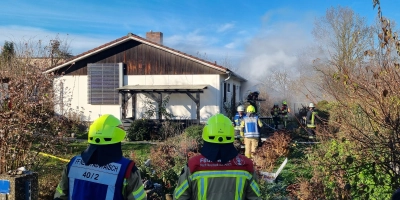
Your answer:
[173,154,261,200]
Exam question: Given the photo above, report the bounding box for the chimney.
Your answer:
[146,31,163,45]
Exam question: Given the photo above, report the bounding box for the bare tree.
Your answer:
[0,37,73,175]
[299,5,400,199]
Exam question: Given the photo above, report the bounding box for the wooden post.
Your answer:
[186,92,200,124]
[121,92,126,119]
[131,92,136,120]
[158,93,162,120]
[196,92,200,124]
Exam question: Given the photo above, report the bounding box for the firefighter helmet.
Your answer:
[247,105,256,113]
[202,114,234,144]
[88,114,126,145]
[237,105,245,112]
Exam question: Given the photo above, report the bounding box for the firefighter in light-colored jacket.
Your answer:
[241,105,263,159]
[174,113,261,200]
[54,114,146,200]
[280,100,290,129]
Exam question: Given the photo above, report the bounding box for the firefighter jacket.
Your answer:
[281,105,289,117]
[240,116,263,138]
[54,155,146,200]
[306,110,317,128]
[233,113,245,134]
[270,107,280,117]
[233,113,245,127]
[173,154,262,200]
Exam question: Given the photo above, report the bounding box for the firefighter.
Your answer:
[173,113,261,200]
[54,114,146,200]
[233,105,245,136]
[241,105,263,159]
[306,103,317,136]
[280,101,290,129]
[270,103,280,129]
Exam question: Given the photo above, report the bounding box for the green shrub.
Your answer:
[158,121,184,140]
[76,132,88,139]
[127,119,152,141]
[184,125,204,149]
[185,125,204,138]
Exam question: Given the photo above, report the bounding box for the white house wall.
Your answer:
[54,76,120,121]
[219,75,243,115]
[54,74,244,122]
[125,75,221,122]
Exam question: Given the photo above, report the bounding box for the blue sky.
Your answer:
[1,0,399,77]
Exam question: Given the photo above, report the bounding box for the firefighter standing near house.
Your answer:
[54,114,147,200]
[241,105,263,159]
[173,113,261,200]
[233,105,245,136]
[280,101,290,129]
[270,103,280,129]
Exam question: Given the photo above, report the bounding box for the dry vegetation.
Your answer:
[253,131,291,172]
[0,38,79,199]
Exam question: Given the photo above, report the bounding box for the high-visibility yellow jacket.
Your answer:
[173,154,261,200]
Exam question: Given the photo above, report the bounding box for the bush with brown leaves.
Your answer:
[252,131,292,171]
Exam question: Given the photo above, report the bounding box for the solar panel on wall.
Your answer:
[88,63,120,105]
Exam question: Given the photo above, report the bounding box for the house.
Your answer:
[44,32,247,124]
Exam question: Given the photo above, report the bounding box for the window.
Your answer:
[223,83,227,103]
[88,63,121,105]
[227,83,231,92]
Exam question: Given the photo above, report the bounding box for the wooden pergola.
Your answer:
[116,85,208,124]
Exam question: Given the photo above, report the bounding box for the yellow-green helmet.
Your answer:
[246,105,256,113]
[202,114,234,144]
[282,100,287,105]
[88,114,126,145]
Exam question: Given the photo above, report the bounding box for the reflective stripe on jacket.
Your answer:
[307,111,317,128]
[281,106,288,117]
[174,154,261,200]
[233,113,244,127]
[271,107,280,117]
[243,116,260,138]
[233,113,244,132]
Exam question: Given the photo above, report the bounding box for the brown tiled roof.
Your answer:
[44,33,231,74]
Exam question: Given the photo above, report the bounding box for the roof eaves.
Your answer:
[229,71,247,82]
[45,33,233,74]
[44,36,131,73]
[128,34,229,73]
